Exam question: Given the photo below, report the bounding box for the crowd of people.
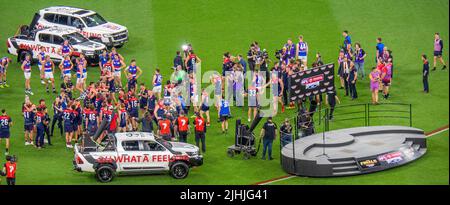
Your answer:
[0,30,446,166]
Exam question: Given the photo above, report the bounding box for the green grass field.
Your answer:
[0,0,448,185]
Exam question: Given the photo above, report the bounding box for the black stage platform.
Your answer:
[281,126,427,177]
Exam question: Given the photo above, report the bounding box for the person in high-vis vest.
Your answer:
[193,112,206,153]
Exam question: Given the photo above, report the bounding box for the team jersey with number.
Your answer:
[219,99,230,116]
[154,73,162,86]
[194,117,205,132]
[5,162,16,178]
[128,97,139,111]
[0,115,12,131]
[159,119,171,135]
[177,116,189,132]
[63,109,74,125]
[38,52,45,66]
[23,60,31,72]
[23,108,35,125]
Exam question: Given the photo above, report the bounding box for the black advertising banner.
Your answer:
[289,63,335,102]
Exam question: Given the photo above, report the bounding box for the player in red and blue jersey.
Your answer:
[63,105,75,148]
[37,46,47,85]
[184,50,201,73]
[118,103,128,132]
[125,59,142,81]
[128,93,139,131]
[0,109,13,155]
[35,107,46,149]
[59,55,73,79]
[85,105,99,137]
[218,96,231,134]
[98,50,109,70]
[59,40,73,57]
[22,100,35,146]
[0,57,11,88]
[21,54,33,95]
[152,69,163,99]
[112,54,125,88]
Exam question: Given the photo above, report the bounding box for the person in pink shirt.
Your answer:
[369,67,381,104]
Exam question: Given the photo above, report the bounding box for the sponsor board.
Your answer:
[377,151,404,164]
[357,158,381,170]
[289,63,335,102]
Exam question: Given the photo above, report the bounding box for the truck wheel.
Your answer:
[95,164,115,183]
[227,149,235,158]
[170,161,189,179]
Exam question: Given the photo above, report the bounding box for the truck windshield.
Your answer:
[156,139,173,149]
[82,13,107,27]
[63,33,89,45]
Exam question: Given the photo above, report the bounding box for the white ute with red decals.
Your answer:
[7,26,106,65]
[34,6,128,48]
[73,132,203,182]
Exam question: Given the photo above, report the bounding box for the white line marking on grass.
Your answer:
[426,127,449,138]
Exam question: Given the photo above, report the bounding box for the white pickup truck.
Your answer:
[73,132,203,182]
[7,26,106,65]
[34,6,128,48]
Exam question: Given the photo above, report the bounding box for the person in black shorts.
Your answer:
[433,33,446,71]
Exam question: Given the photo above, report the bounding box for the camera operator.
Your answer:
[297,109,314,138]
[259,49,271,80]
[280,118,293,147]
[247,44,258,72]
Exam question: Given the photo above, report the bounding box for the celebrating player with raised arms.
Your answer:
[59,55,73,79]
[112,54,125,88]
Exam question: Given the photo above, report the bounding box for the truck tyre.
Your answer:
[95,164,115,183]
[170,161,189,179]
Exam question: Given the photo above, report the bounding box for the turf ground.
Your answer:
[0,0,448,185]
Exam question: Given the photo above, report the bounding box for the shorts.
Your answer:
[63,73,71,78]
[201,104,209,112]
[38,64,43,71]
[298,55,307,62]
[44,72,54,79]
[64,124,73,133]
[0,131,10,138]
[24,124,34,131]
[114,71,121,77]
[434,51,442,57]
[77,77,85,84]
[24,72,31,79]
[382,79,391,86]
[220,115,229,122]
[129,110,139,118]
[152,85,162,93]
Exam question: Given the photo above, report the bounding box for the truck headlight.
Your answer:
[83,50,95,56]
[186,151,198,156]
